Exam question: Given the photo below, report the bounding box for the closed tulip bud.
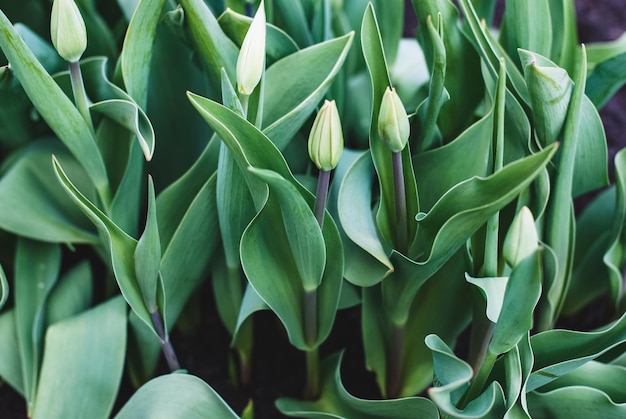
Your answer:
[308,100,344,171]
[50,0,87,63]
[236,0,266,96]
[503,206,539,267]
[378,87,409,153]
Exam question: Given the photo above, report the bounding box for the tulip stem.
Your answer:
[392,151,408,253]
[386,320,406,398]
[150,309,181,372]
[313,169,331,228]
[68,60,93,133]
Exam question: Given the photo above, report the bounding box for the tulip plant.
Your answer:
[1,0,626,417]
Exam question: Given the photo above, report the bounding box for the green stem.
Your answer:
[313,170,331,228]
[385,321,406,399]
[392,151,408,254]
[150,310,181,372]
[303,289,319,399]
[68,60,93,133]
[458,350,498,409]
[304,346,320,400]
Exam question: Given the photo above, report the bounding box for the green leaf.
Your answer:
[528,311,626,391]
[502,335,534,418]
[241,169,343,350]
[218,8,299,65]
[0,10,109,196]
[466,275,508,324]
[32,297,127,419]
[115,373,239,419]
[426,334,506,418]
[14,238,61,412]
[537,361,626,403]
[52,157,155,336]
[586,32,626,71]
[180,0,239,89]
[502,0,552,62]
[0,264,6,312]
[0,140,98,243]
[0,310,24,395]
[271,0,314,48]
[547,0,578,74]
[338,152,393,287]
[121,0,167,107]
[586,52,626,109]
[527,387,626,418]
[135,176,161,312]
[263,32,354,149]
[45,261,93,326]
[489,250,542,355]
[361,2,419,250]
[277,352,439,418]
[604,149,626,307]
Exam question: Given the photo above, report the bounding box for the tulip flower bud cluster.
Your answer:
[308,100,344,171]
[50,0,87,63]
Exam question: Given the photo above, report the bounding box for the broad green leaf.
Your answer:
[361,3,419,250]
[502,335,533,418]
[218,8,299,65]
[527,386,626,418]
[276,352,439,418]
[135,176,160,312]
[121,0,167,107]
[241,169,343,350]
[338,152,393,287]
[586,52,626,109]
[426,334,506,418]
[456,0,530,106]
[160,174,220,328]
[54,57,156,162]
[547,0,578,74]
[604,148,626,307]
[502,0,552,62]
[45,261,93,326]
[586,32,626,71]
[75,0,118,61]
[14,239,61,413]
[408,145,557,290]
[0,10,108,197]
[32,297,127,419]
[563,186,614,315]
[363,252,472,397]
[528,311,626,391]
[537,361,626,403]
[263,32,354,149]
[466,275,508,323]
[271,0,314,47]
[413,112,492,212]
[115,373,239,419]
[489,250,542,355]
[52,157,155,336]
[180,0,239,89]
[412,0,483,139]
[0,310,24,395]
[0,139,98,243]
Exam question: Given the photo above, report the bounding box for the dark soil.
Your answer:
[1,1,625,418]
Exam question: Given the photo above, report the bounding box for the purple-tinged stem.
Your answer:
[150,310,181,372]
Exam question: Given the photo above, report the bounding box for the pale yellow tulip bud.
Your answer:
[236,0,266,96]
[50,0,87,63]
[377,87,409,153]
[503,206,539,267]
[308,100,344,171]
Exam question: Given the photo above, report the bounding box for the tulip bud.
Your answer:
[50,0,87,63]
[236,0,266,96]
[378,87,410,153]
[308,100,344,171]
[503,206,539,267]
